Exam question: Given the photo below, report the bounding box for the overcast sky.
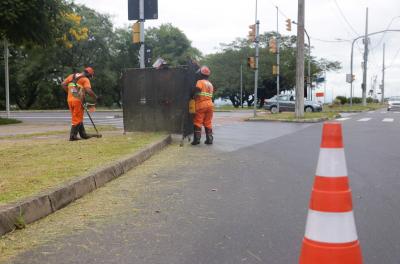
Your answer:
[75,0,400,101]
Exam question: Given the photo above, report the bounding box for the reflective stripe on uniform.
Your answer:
[198,92,213,97]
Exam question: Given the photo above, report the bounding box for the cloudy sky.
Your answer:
[75,0,400,101]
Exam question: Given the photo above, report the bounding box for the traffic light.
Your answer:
[132,22,141,44]
[286,19,292,31]
[145,46,152,66]
[248,24,256,42]
[247,57,256,69]
[269,38,277,53]
[272,65,279,75]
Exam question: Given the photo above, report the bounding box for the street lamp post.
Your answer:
[350,29,400,106]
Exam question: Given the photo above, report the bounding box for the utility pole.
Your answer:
[295,0,305,118]
[240,64,243,108]
[362,8,369,106]
[381,43,385,103]
[306,30,311,101]
[4,38,10,118]
[276,6,280,112]
[139,0,145,68]
[253,0,259,118]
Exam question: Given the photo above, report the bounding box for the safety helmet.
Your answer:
[84,67,95,77]
[200,66,211,76]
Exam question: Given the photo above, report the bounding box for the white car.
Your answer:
[387,96,400,111]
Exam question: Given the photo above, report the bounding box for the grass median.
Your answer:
[0,129,166,205]
[0,118,21,125]
[323,103,384,112]
[247,111,339,122]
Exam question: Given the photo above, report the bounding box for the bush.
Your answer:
[352,97,362,104]
[335,96,347,105]
[366,97,379,104]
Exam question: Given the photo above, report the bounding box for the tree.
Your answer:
[202,33,341,107]
[0,0,67,45]
[145,24,201,66]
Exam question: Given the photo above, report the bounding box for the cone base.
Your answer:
[299,238,362,264]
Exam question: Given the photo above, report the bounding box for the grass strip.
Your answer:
[323,103,383,112]
[0,118,21,126]
[248,111,339,121]
[0,131,165,205]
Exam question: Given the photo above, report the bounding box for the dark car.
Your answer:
[264,95,323,113]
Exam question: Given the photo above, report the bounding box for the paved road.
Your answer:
[0,110,252,130]
[4,110,400,263]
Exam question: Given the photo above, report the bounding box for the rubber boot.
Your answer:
[69,125,79,141]
[205,128,213,145]
[191,126,201,145]
[78,123,97,139]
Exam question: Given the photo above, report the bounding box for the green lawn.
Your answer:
[0,118,21,125]
[0,130,165,205]
[323,103,383,112]
[248,111,339,121]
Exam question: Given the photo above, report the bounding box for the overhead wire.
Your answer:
[370,16,400,51]
[332,0,360,36]
[386,46,400,69]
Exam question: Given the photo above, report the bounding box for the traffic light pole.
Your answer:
[3,38,10,118]
[295,0,305,118]
[139,0,145,68]
[240,64,243,108]
[253,20,260,118]
[381,43,385,103]
[276,7,280,113]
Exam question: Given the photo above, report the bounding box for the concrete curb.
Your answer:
[0,135,172,237]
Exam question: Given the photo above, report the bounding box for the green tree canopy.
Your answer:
[145,24,202,66]
[0,0,67,45]
[202,33,341,107]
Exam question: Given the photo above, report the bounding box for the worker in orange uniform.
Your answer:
[62,67,97,141]
[191,66,214,145]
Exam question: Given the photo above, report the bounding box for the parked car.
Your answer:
[387,96,400,111]
[264,95,323,113]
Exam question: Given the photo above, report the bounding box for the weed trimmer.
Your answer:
[83,102,102,138]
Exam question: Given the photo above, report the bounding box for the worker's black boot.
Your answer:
[69,125,79,141]
[78,123,95,139]
[191,126,201,145]
[204,128,213,145]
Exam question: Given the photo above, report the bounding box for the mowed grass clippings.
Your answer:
[0,131,165,205]
[0,144,192,263]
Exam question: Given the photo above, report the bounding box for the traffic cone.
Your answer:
[299,122,363,264]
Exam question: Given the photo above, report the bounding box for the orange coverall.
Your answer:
[62,74,92,126]
[193,79,214,129]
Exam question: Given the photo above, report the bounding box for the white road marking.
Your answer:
[382,118,394,122]
[336,117,351,121]
[357,118,371,122]
[368,111,375,114]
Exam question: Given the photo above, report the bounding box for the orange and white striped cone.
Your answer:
[299,122,363,264]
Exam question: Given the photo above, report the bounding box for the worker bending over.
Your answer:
[62,67,97,141]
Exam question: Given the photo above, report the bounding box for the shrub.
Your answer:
[335,96,347,105]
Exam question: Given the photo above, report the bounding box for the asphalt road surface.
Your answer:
[0,110,251,130]
[4,110,400,263]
